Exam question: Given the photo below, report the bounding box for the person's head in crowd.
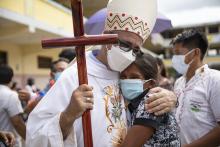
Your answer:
[50,58,69,81]
[120,53,158,101]
[171,29,208,75]
[156,57,173,90]
[0,64,14,86]
[27,78,35,86]
[59,49,76,62]
[156,57,167,78]
[10,81,20,91]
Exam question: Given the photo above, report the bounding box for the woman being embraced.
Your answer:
[120,53,180,147]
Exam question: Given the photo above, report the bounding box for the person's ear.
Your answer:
[50,72,55,78]
[194,48,201,57]
[143,79,157,89]
[143,81,151,89]
[149,79,157,88]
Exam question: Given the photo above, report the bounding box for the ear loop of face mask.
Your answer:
[184,49,196,65]
[137,79,157,98]
[144,79,158,97]
[143,79,158,88]
[124,79,156,112]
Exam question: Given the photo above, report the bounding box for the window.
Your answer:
[0,51,7,65]
[208,25,219,34]
[161,31,174,39]
[161,29,183,39]
[37,56,52,69]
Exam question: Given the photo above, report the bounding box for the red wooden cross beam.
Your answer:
[41,0,119,147]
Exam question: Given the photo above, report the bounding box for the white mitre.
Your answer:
[104,0,157,42]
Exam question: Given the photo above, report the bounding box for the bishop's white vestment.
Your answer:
[26,50,127,147]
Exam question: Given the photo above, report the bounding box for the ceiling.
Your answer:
[0,18,60,46]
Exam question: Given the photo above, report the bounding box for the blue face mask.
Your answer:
[120,79,151,101]
[54,72,62,81]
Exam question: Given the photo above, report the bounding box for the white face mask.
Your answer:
[172,50,194,75]
[107,45,136,72]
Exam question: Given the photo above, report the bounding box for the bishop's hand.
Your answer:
[60,84,94,140]
[145,87,177,115]
[66,84,94,119]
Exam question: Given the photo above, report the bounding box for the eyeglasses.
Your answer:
[115,39,140,54]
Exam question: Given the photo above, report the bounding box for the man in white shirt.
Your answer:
[172,29,220,147]
[26,0,178,147]
[0,65,26,147]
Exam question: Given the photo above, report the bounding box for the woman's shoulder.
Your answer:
[132,97,167,128]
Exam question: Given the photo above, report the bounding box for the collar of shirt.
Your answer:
[195,64,207,75]
[181,64,208,88]
[0,84,10,90]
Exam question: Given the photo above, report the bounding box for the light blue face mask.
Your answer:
[120,79,152,101]
[54,72,62,81]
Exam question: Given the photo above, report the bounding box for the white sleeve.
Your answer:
[208,71,220,122]
[26,64,79,147]
[7,92,23,117]
[26,113,77,147]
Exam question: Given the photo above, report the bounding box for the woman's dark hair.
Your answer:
[156,57,167,77]
[134,52,158,80]
[0,65,14,84]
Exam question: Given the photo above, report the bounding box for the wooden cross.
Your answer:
[41,0,118,147]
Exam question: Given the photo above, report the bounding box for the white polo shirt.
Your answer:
[174,64,220,145]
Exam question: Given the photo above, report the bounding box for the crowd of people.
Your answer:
[1,0,220,147]
[0,49,75,147]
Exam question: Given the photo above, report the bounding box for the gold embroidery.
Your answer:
[103,85,127,146]
[104,95,115,132]
[105,85,114,96]
[111,122,127,147]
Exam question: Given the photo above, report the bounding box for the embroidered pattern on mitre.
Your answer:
[105,13,151,41]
